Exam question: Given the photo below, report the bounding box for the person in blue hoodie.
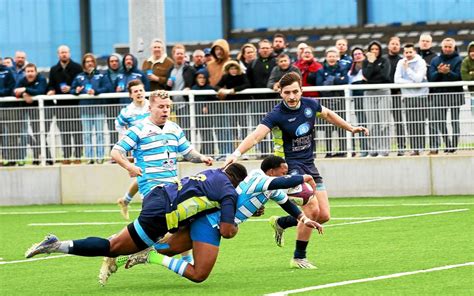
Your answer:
[315,47,349,157]
[116,53,150,104]
[192,70,217,156]
[104,54,123,151]
[71,53,113,164]
[428,38,463,154]
[13,63,48,165]
[0,63,17,166]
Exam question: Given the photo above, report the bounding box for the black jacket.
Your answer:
[247,56,277,88]
[47,60,82,105]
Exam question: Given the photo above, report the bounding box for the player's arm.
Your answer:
[219,196,238,238]
[225,124,271,166]
[111,148,142,177]
[319,106,369,135]
[267,174,315,191]
[183,148,213,166]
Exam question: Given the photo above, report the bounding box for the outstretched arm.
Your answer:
[224,124,271,166]
[279,200,323,234]
[319,106,369,136]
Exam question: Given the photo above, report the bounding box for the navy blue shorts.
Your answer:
[127,187,170,249]
[190,215,221,246]
[286,159,325,189]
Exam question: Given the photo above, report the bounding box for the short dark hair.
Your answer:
[25,63,37,71]
[224,163,248,187]
[273,33,286,41]
[276,53,290,61]
[127,79,144,94]
[404,43,415,50]
[260,155,286,172]
[278,72,302,89]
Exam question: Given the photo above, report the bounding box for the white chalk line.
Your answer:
[264,262,474,296]
[2,202,473,215]
[27,208,469,227]
[0,254,71,265]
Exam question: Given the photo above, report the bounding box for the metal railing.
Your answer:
[0,81,473,165]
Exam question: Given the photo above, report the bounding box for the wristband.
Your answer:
[299,216,310,224]
[232,150,241,158]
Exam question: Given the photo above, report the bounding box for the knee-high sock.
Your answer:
[148,250,189,276]
[69,237,111,257]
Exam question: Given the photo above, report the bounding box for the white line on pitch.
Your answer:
[29,222,128,226]
[0,255,71,265]
[264,262,474,296]
[28,209,468,227]
[325,208,469,227]
[2,202,472,215]
[0,211,69,215]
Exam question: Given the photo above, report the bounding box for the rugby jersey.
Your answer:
[206,169,292,227]
[113,117,192,196]
[115,100,150,136]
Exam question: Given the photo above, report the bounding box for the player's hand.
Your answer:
[302,174,317,192]
[127,165,142,177]
[304,219,324,234]
[352,126,369,136]
[223,154,237,168]
[201,156,213,166]
[252,205,265,217]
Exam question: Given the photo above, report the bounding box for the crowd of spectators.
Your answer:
[0,33,473,165]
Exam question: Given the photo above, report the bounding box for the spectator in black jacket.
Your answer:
[362,40,392,157]
[384,36,406,156]
[47,45,83,164]
[417,34,437,75]
[215,60,250,160]
[14,63,48,165]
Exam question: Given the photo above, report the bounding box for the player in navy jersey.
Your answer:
[100,156,323,284]
[24,164,248,280]
[111,89,213,220]
[225,72,368,269]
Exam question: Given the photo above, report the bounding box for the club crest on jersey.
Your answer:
[162,159,175,169]
[295,123,310,136]
[304,108,313,118]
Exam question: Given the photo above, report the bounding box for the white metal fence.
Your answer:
[0,81,473,165]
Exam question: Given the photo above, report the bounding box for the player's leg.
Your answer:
[125,215,221,283]
[25,225,141,259]
[117,179,139,220]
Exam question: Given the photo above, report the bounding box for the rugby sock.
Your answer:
[294,240,309,259]
[148,251,189,276]
[57,240,73,253]
[277,216,298,229]
[124,193,133,204]
[69,237,111,257]
[181,254,194,263]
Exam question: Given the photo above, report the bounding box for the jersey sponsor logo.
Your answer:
[295,123,310,136]
[288,117,296,122]
[162,159,175,169]
[304,107,313,118]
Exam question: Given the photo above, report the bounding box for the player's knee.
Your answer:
[189,270,210,283]
[317,212,330,224]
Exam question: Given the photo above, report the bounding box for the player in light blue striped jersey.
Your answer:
[114,80,151,219]
[108,156,323,284]
[111,89,213,215]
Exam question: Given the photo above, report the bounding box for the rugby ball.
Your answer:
[288,183,314,206]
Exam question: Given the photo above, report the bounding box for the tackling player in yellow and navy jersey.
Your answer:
[113,116,192,197]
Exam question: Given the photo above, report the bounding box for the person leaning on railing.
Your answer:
[428,38,463,154]
[71,53,113,165]
[0,63,17,166]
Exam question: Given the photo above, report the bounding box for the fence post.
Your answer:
[344,87,353,157]
[38,96,47,166]
[188,92,197,145]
